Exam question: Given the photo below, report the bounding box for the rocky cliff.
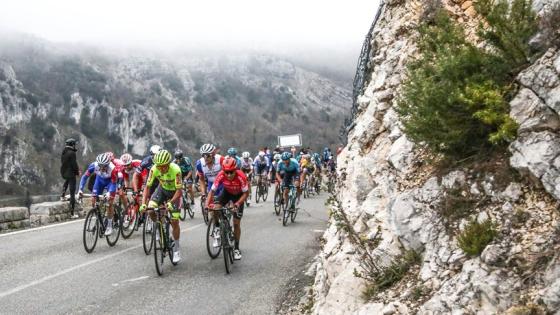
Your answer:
[0,38,351,195]
[311,0,560,314]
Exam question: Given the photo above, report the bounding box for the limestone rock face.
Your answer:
[311,1,560,314]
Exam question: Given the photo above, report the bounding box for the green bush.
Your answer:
[397,1,538,158]
[457,218,497,256]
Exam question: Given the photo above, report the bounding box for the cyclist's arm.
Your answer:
[170,172,183,204]
[79,163,95,191]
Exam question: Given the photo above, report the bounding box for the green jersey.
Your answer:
[147,163,183,191]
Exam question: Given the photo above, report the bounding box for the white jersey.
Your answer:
[240,158,253,171]
[196,154,223,184]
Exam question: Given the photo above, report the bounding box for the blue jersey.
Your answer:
[278,158,300,175]
[228,156,242,170]
[137,155,154,173]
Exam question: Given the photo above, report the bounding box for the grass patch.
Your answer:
[457,219,498,257]
[359,250,422,301]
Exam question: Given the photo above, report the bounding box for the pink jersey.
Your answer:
[211,170,249,195]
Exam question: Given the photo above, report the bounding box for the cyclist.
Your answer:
[271,153,282,205]
[78,153,121,236]
[253,151,270,188]
[300,154,315,195]
[227,147,242,170]
[133,145,161,197]
[196,143,224,199]
[174,149,195,205]
[276,152,301,208]
[139,150,183,263]
[240,151,253,205]
[327,155,336,175]
[205,157,249,260]
[322,147,332,167]
[116,153,140,210]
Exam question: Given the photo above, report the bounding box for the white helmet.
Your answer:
[120,153,133,165]
[258,151,265,157]
[242,151,250,159]
[274,153,281,161]
[96,153,111,166]
[200,143,216,155]
[149,145,161,155]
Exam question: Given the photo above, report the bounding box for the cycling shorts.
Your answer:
[92,176,117,197]
[214,190,245,220]
[149,185,180,219]
[280,171,299,188]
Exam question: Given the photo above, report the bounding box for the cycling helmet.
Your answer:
[120,153,133,165]
[174,149,183,159]
[96,153,111,166]
[227,147,237,156]
[105,152,115,161]
[222,157,237,172]
[154,150,172,166]
[281,152,291,161]
[149,145,161,155]
[65,138,77,147]
[258,151,265,158]
[242,151,250,159]
[200,143,215,155]
[274,153,281,161]
[313,153,320,159]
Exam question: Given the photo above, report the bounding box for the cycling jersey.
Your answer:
[136,155,154,178]
[253,156,270,174]
[278,158,300,175]
[146,163,183,191]
[79,162,121,196]
[211,170,249,195]
[176,157,193,175]
[196,154,224,191]
[121,160,142,182]
[240,158,253,171]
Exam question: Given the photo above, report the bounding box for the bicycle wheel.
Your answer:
[187,199,195,218]
[154,221,165,276]
[282,196,290,226]
[166,221,178,266]
[143,214,154,255]
[291,204,298,223]
[263,183,268,201]
[255,184,261,203]
[121,204,137,239]
[201,197,209,225]
[222,224,232,274]
[83,209,99,253]
[106,208,121,247]
[180,195,187,221]
[273,188,281,216]
[206,219,221,259]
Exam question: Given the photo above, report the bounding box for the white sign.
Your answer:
[278,134,302,148]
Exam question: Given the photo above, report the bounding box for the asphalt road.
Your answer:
[0,188,328,314]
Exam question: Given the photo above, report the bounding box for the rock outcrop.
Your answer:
[311,0,560,314]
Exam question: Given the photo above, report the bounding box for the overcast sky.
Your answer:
[0,0,380,53]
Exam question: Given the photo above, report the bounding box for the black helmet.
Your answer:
[174,149,184,159]
[65,138,77,147]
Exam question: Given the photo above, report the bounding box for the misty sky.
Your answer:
[0,0,381,53]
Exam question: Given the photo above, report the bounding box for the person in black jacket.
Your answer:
[61,138,80,218]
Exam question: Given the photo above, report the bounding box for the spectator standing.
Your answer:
[61,138,80,218]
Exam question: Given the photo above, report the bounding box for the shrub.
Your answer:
[397,1,539,158]
[457,218,497,256]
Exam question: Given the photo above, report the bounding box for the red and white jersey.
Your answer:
[211,170,249,195]
[122,159,142,181]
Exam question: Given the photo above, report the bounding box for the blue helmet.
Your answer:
[227,147,237,156]
[281,152,291,161]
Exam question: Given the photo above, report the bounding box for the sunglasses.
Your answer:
[202,153,212,158]
[225,170,235,175]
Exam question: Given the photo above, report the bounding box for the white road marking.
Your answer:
[0,223,203,299]
[312,229,325,233]
[0,219,83,238]
[112,275,150,286]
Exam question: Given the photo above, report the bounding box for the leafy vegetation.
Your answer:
[457,218,497,256]
[397,0,539,158]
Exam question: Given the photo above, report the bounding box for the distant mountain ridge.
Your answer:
[0,36,351,195]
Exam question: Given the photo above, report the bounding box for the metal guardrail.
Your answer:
[340,1,387,144]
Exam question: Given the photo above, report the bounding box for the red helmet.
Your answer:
[222,157,237,172]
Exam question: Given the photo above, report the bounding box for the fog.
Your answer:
[0,0,380,81]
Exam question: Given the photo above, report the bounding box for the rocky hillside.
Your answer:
[308,0,560,314]
[0,36,351,195]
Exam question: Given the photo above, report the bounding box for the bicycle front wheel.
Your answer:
[282,198,290,226]
[273,188,281,216]
[263,183,268,201]
[180,196,187,221]
[83,209,99,253]
[206,220,221,259]
[154,221,165,276]
[121,204,137,239]
[222,226,232,274]
[143,214,154,255]
[106,210,121,247]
